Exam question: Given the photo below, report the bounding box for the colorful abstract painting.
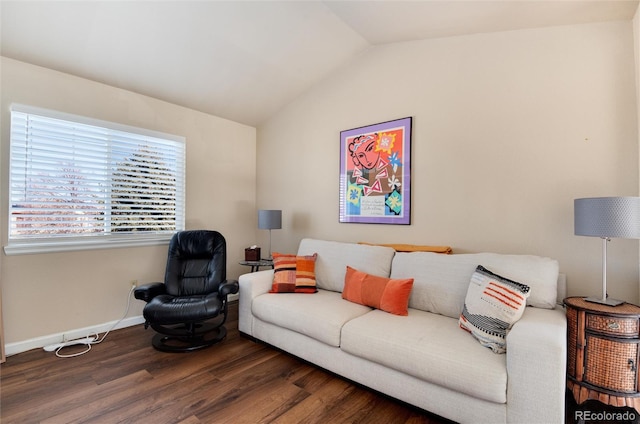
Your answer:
[339,117,412,224]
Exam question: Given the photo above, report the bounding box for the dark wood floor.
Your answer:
[1,301,451,423]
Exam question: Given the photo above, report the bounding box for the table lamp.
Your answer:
[574,197,640,306]
[258,209,281,260]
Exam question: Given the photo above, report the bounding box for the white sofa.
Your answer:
[239,239,567,424]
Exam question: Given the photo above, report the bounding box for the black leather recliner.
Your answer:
[134,230,239,352]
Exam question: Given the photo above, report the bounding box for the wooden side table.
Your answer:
[565,296,640,414]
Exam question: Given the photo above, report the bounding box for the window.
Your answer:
[5,104,186,255]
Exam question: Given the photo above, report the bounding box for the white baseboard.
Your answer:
[5,315,145,357]
[5,295,239,357]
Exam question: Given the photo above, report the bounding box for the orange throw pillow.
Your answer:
[270,252,318,293]
[342,266,414,316]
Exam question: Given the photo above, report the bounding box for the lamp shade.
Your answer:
[258,210,282,230]
[574,197,640,239]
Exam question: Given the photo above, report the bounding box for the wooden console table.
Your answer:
[565,296,640,414]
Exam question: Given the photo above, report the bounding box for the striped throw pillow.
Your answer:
[459,265,530,354]
[269,252,318,293]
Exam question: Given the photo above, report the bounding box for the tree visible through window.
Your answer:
[6,104,185,253]
[111,146,178,233]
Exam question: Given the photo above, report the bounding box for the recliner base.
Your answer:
[150,322,227,353]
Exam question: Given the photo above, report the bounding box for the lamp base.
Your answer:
[584,296,624,307]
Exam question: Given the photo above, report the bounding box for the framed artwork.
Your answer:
[339,117,412,224]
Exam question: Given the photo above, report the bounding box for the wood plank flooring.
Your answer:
[1,301,452,424]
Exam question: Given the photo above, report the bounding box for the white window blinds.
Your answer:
[6,104,185,254]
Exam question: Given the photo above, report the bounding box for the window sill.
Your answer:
[3,234,172,256]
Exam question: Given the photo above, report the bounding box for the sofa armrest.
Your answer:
[506,305,566,424]
[238,270,274,335]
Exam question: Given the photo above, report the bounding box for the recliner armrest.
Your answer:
[219,280,239,299]
[134,282,166,303]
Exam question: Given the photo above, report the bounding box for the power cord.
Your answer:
[48,285,136,358]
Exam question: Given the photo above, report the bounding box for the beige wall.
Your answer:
[2,18,639,350]
[258,21,640,303]
[0,57,257,344]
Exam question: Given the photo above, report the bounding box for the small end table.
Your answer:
[239,259,273,273]
[564,296,640,415]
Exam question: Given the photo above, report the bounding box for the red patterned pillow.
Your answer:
[342,266,414,315]
[269,252,318,293]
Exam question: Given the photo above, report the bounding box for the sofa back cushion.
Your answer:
[390,252,559,319]
[297,238,396,293]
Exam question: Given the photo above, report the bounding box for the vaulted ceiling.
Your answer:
[2,1,638,127]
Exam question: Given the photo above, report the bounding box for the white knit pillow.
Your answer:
[459,265,531,354]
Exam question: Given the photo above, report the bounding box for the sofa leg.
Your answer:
[239,331,258,342]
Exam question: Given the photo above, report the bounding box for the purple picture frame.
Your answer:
[339,117,412,224]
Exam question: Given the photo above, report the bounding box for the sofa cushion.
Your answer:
[341,308,508,403]
[252,289,372,347]
[390,252,559,318]
[297,238,395,293]
[459,265,530,354]
[270,252,318,293]
[342,266,414,316]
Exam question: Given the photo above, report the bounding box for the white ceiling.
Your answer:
[1,1,638,127]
